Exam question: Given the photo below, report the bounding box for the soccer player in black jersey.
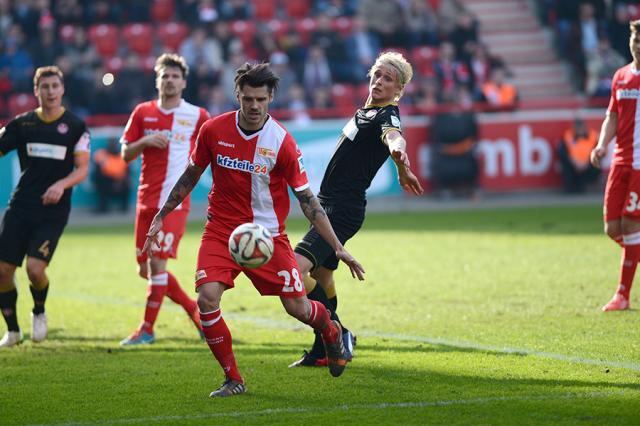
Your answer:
[0,66,90,347]
[290,51,424,367]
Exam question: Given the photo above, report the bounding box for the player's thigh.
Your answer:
[26,214,68,264]
[135,209,188,263]
[604,164,630,222]
[246,236,306,297]
[619,168,640,221]
[0,207,33,267]
[195,230,242,291]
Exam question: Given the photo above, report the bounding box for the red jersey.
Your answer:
[190,111,309,236]
[121,99,209,211]
[608,64,640,168]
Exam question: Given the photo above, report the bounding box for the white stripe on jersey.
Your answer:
[158,101,201,209]
[251,119,286,237]
[634,95,640,169]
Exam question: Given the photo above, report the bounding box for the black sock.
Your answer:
[329,295,349,334]
[308,284,340,322]
[30,284,49,315]
[0,288,19,332]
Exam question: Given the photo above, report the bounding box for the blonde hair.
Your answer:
[367,51,413,101]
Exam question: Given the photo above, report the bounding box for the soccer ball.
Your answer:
[228,223,275,269]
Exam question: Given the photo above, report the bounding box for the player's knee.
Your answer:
[0,262,15,286]
[148,257,167,276]
[620,217,640,235]
[604,221,621,240]
[197,290,220,312]
[25,262,47,287]
[283,297,306,321]
[295,253,313,276]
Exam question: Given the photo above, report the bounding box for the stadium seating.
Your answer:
[58,24,76,44]
[283,0,310,18]
[123,23,154,56]
[266,19,289,43]
[331,84,356,108]
[150,0,175,22]
[229,20,257,51]
[411,46,438,76]
[88,24,119,57]
[252,0,276,20]
[294,18,317,44]
[332,17,354,37]
[8,93,38,117]
[156,22,189,51]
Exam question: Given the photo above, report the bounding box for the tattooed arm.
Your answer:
[142,163,205,254]
[294,188,365,280]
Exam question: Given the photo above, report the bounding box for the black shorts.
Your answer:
[294,203,365,271]
[0,206,69,266]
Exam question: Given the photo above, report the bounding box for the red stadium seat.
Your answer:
[266,19,289,42]
[88,24,119,57]
[229,20,257,50]
[252,0,276,20]
[156,22,189,51]
[150,0,175,22]
[283,0,310,18]
[357,83,370,101]
[294,18,317,44]
[105,57,124,74]
[411,46,438,75]
[8,93,38,117]
[332,17,353,36]
[123,23,154,56]
[331,84,356,108]
[141,56,157,73]
[58,24,76,44]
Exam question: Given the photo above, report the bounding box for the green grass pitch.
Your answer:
[1,205,639,425]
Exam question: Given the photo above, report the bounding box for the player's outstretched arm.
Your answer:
[294,188,365,280]
[42,152,90,205]
[591,112,618,169]
[143,162,204,254]
[385,130,424,196]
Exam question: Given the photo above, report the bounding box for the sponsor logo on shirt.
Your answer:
[391,115,401,129]
[26,143,67,160]
[196,270,207,280]
[216,154,268,175]
[258,147,275,158]
[57,123,69,134]
[617,89,640,100]
[218,140,235,148]
[143,117,159,122]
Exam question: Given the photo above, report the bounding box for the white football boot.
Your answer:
[31,313,48,342]
[0,330,23,348]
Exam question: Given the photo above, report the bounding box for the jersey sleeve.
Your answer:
[607,69,620,114]
[120,105,143,145]
[190,120,213,168]
[378,106,402,142]
[73,122,91,154]
[0,118,20,156]
[278,134,309,192]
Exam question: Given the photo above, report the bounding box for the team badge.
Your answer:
[258,147,275,158]
[196,270,208,280]
[57,123,69,134]
[365,109,378,119]
[391,115,401,129]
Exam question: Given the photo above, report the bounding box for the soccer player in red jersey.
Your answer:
[119,54,209,344]
[143,62,365,397]
[591,19,640,311]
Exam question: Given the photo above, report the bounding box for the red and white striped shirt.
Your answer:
[191,111,309,236]
[608,63,640,168]
[121,99,209,211]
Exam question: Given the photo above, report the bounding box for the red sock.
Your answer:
[618,232,640,299]
[142,273,168,333]
[200,309,242,382]
[304,300,338,344]
[166,271,198,316]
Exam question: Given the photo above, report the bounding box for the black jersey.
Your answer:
[318,103,401,207]
[0,109,90,213]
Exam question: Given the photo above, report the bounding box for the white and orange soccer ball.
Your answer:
[228,223,274,269]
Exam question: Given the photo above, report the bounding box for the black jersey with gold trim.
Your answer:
[0,109,90,212]
[318,104,401,207]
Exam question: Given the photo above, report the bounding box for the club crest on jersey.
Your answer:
[217,154,268,175]
[258,147,275,158]
[391,115,401,128]
[177,119,192,127]
[196,270,207,280]
[57,123,69,134]
[365,109,378,119]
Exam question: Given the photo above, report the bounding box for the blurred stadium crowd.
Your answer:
[0,0,638,122]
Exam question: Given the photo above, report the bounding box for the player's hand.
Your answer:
[144,134,169,149]
[391,149,410,168]
[336,247,365,281]
[398,168,424,196]
[142,214,163,255]
[41,182,65,205]
[590,146,607,169]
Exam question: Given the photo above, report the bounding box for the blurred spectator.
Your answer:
[252,22,279,61]
[404,0,439,47]
[309,86,335,109]
[269,51,296,109]
[586,37,627,97]
[113,54,150,113]
[609,3,634,61]
[53,0,84,24]
[344,16,380,83]
[0,25,34,91]
[311,12,350,82]
[0,0,14,38]
[413,76,440,111]
[449,11,479,57]
[179,26,223,72]
[92,138,131,213]
[207,85,234,116]
[437,0,466,38]
[211,20,243,62]
[280,29,307,81]
[433,41,471,99]
[85,0,122,24]
[196,0,218,24]
[430,87,479,199]
[466,42,505,99]
[315,0,358,17]
[220,50,247,104]
[556,117,599,193]
[287,83,311,125]
[303,45,333,99]
[62,27,99,70]
[218,0,252,21]
[358,0,407,47]
[30,27,63,68]
[481,66,518,110]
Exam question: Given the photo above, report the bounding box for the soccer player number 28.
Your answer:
[277,269,304,293]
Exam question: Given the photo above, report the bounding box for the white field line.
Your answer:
[55,292,640,372]
[34,391,632,426]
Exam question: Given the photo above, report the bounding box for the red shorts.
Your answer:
[195,229,305,298]
[134,208,188,264]
[603,163,640,222]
